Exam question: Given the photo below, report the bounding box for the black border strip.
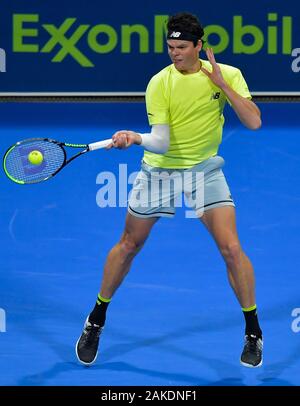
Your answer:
[0,385,299,399]
[0,95,300,103]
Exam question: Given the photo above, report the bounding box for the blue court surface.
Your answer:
[0,102,299,387]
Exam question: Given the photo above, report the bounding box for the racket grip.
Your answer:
[88,139,112,151]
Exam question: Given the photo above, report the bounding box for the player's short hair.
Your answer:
[167,12,205,47]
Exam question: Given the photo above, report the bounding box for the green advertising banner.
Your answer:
[0,0,299,94]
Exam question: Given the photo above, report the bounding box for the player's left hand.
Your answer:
[201,48,227,89]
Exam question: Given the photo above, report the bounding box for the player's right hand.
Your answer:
[109,130,142,149]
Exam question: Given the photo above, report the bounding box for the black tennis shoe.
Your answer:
[240,334,263,368]
[75,317,104,366]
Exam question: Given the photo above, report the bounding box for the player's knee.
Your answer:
[119,232,142,258]
[220,242,241,265]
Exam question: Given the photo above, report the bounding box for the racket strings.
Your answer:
[4,140,65,183]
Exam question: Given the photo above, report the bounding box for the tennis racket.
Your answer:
[3,137,112,184]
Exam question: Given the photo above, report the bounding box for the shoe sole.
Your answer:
[240,358,263,368]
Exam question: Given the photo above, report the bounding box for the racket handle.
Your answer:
[88,139,112,151]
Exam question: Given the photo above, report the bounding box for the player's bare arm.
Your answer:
[201,48,262,130]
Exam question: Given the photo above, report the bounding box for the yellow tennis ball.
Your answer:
[28,150,44,165]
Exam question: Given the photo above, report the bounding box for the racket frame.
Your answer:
[3,138,107,184]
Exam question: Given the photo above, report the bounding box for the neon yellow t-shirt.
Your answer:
[143,59,251,169]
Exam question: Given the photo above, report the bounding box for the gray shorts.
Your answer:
[128,155,235,218]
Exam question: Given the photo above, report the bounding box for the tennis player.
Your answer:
[76,12,263,368]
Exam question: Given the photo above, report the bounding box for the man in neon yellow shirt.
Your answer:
[76,12,263,368]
